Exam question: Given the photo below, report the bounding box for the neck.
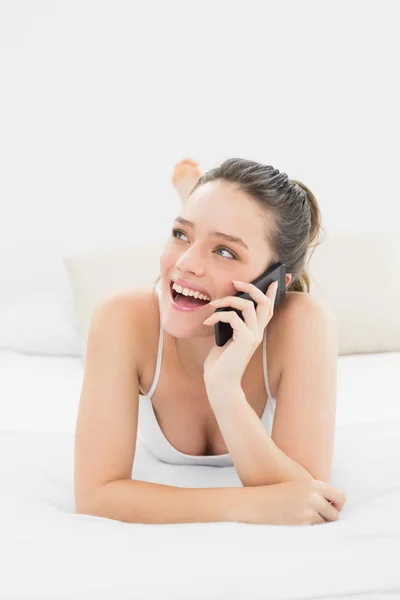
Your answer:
[173,334,213,379]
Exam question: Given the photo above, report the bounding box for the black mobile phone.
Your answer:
[214,262,286,347]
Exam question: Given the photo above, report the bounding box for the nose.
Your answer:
[175,245,206,276]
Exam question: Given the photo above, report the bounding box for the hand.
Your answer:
[202,279,279,391]
[242,479,348,526]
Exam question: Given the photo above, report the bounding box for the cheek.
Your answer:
[159,248,177,276]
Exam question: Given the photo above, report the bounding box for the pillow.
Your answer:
[0,292,81,357]
[308,231,400,355]
[64,233,400,360]
[63,242,165,360]
[0,246,81,356]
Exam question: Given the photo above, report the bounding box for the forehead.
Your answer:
[181,180,267,242]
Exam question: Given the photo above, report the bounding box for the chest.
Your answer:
[138,329,280,457]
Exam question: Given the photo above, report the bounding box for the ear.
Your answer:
[285,274,292,287]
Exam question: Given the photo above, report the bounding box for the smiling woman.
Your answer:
[74,156,347,526]
[147,157,338,480]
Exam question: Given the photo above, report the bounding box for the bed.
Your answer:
[1,232,400,599]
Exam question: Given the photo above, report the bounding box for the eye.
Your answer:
[216,247,237,259]
[171,228,237,260]
[171,228,187,241]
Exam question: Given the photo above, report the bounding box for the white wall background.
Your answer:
[1,0,399,303]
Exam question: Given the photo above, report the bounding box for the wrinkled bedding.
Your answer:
[1,349,399,599]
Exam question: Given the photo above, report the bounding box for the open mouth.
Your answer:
[169,280,211,308]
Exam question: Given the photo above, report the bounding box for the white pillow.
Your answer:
[0,246,81,356]
[0,292,81,357]
[63,242,165,360]
[309,231,400,355]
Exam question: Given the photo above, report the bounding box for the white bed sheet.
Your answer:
[1,349,400,600]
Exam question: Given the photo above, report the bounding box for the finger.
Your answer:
[210,296,252,309]
[311,513,327,526]
[211,293,272,318]
[318,500,340,523]
[232,279,278,302]
[203,310,253,340]
[311,513,326,525]
[233,280,278,314]
[208,300,259,337]
[314,480,348,512]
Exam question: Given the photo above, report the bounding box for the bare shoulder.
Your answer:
[90,287,148,328]
[89,286,157,377]
[272,291,337,374]
[96,286,158,320]
[277,290,336,325]
[105,286,156,310]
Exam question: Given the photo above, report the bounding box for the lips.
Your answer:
[169,280,209,302]
[170,277,211,299]
[169,281,211,312]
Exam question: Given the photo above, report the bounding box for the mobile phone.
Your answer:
[214,262,286,347]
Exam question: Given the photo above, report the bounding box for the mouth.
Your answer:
[169,280,212,311]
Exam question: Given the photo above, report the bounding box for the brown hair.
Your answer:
[153,157,325,293]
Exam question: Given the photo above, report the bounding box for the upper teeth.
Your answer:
[172,282,211,302]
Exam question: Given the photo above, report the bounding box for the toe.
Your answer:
[176,158,199,168]
[172,163,201,185]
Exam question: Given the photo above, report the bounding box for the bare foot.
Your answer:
[172,158,202,203]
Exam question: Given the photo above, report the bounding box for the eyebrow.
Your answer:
[174,217,249,251]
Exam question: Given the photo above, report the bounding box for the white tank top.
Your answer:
[137,284,277,467]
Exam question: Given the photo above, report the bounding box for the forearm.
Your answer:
[76,478,248,524]
[209,387,313,487]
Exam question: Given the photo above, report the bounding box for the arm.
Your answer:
[208,294,337,487]
[269,294,338,484]
[77,478,248,524]
[74,291,250,525]
[209,387,313,487]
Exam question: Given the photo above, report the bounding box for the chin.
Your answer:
[163,315,209,340]
[163,320,195,337]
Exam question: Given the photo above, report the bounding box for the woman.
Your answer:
[74,157,347,526]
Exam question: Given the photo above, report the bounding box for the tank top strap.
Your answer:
[262,326,275,401]
[146,285,164,398]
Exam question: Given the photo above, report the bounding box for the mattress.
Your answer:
[1,349,400,599]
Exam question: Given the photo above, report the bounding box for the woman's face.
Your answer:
[159,179,274,336]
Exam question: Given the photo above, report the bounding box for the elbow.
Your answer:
[75,498,94,516]
[74,488,101,517]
